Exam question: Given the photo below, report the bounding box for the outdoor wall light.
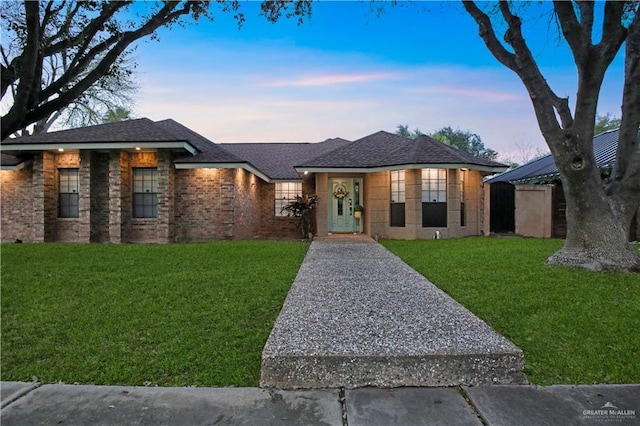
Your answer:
[58,148,64,152]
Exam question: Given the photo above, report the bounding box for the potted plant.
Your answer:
[353,204,364,220]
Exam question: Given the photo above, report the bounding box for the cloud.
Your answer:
[258,72,403,88]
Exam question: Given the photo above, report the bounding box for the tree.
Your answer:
[594,112,622,135]
[463,1,640,271]
[102,106,133,124]
[396,124,424,138]
[1,0,312,140]
[430,126,499,160]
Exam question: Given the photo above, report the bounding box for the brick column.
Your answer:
[156,151,174,243]
[405,169,421,239]
[32,152,56,242]
[108,151,124,243]
[77,151,92,242]
[32,153,45,242]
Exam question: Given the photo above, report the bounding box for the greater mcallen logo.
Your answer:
[583,401,636,422]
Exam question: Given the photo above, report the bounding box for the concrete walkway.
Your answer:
[2,381,639,425]
[262,237,526,388]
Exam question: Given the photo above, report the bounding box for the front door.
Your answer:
[328,178,363,233]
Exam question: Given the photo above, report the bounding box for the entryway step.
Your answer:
[261,241,527,389]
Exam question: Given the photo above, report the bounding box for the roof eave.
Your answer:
[174,162,271,183]
[0,160,30,171]
[295,163,508,174]
[0,141,198,155]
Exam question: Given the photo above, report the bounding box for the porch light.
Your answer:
[57,148,64,152]
[303,170,309,175]
[135,147,141,151]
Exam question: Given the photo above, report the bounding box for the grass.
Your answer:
[382,237,640,385]
[1,241,308,387]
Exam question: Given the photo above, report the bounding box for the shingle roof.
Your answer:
[155,119,244,164]
[0,153,24,167]
[221,138,350,180]
[486,129,620,184]
[1,118,183,144]
[297,131,507,171]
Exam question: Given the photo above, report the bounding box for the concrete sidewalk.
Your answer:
[2,381,639,425]
[262,237,525,388]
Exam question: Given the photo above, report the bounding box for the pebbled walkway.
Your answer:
[261,237,527,389]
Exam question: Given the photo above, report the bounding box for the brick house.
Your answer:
[1,118,507,243]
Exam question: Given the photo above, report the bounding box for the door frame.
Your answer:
[327,177,363,233]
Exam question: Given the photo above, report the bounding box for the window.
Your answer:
[390,170,405,227]
[133,168,158,218]
[59,168,79,218]
[422,168,447,227]
[460,169,466,227]
[275,182,302,216]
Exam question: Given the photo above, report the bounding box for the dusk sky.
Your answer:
[133,1,625,162]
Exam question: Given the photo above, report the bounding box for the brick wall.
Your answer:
[52,152,91,242]
[173,168,235,242]
[257,176,315,239]
[3,152,318,243]
[90,152,110,242]
[1,165,35,242]
[233,168,260,239]
[125,151,166,243]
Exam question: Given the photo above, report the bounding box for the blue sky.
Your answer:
[133,1,625,161]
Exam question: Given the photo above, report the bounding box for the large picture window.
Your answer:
[390,170,405,227]
[59,168,79,218]
[133,168,158,218]
[422,168,447,227]
[275,182,302,216]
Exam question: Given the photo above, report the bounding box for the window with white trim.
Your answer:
[59,168,79,218]
[390,170,405,227]
[275,182,302,216]
[133,168,158,218]
[422,168,447,227]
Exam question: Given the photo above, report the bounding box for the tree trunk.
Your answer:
[547,152,640,272]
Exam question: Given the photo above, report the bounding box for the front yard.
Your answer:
[382,237,640,385]
[2,238,638,387]
[1,241,308,387]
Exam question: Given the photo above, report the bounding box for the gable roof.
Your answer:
[0,118,198,155]
[296,131,507,173]
[221,138,350,181]
[155,119,243,164]
[486,129,619,184]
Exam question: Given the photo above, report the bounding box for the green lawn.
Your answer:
[382,237,640,385]
[1,241,308,387]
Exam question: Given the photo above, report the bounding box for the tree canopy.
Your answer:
[0,0,312,140]
[395,123,499,160]
[594,112,622,135]
[430,126,499,161]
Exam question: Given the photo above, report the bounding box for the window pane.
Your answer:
[59,169,79,218]
[133,169,158,218]
[422,202,447,227]
[390,203,405,227]
[275,182,302,217]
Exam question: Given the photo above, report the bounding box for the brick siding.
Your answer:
[1,165,35,242]
[2,149,318,243]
